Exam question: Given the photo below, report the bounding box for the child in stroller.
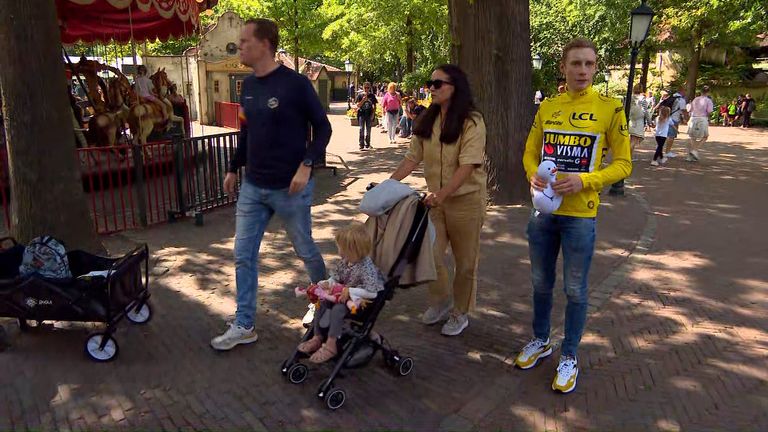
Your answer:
[281,183,434,410]
[295,222,385,363]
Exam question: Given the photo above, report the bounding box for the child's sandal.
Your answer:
[297,338,322,354]
[309,343,337,363]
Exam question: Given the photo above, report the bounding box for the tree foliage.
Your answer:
[320,0,449,82]
[530,0,638,92]
[653,0,767,95]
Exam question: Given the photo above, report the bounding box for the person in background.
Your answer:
[381,82,402,144]
[628,84,646,160]
[355,82,378,150]
[686,85,713,161]
[741,93,756,128]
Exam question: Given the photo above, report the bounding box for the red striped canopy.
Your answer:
[57,0,216,44]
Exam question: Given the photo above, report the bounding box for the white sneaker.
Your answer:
[650,160,659,166]
[690,150,700,161]
[665,152,677,158]
[440,312,469,336]
[422,303,452,325]
[514,338,553,369]
[210,323,258,351]
[661,157,669,164]
[302,303,315,328]
[552,355,579,393]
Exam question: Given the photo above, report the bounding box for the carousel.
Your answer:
[56,0,216,149]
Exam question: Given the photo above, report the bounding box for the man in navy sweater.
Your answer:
[211,18,332,351]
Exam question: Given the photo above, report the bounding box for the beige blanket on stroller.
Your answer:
[364,194,436,287]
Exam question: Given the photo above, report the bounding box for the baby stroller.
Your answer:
[280,188,432,410]
[0,237,151,362]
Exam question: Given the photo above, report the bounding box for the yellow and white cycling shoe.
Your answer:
[552,356,579,393]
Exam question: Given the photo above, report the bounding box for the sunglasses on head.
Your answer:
[426,79,452,89]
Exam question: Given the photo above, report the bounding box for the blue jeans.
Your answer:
[399,115,412,137]
[234,178,326,328]
[358,115,372,147]
[527,211,596,357]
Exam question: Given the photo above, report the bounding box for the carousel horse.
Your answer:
[127,68,185,147]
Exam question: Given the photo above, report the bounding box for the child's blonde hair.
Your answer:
[387,82,397,93]
[335,222,372,262]
[658,106,671,122]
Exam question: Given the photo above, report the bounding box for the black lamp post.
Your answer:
[344,59,354,110]
[609,0,654,197]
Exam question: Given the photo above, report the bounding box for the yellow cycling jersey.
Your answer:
[523,86,632,218]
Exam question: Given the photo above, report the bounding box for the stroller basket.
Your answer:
[0,238,151,361]
[280,192,431,410]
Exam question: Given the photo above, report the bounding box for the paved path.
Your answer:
[0,105,765,431]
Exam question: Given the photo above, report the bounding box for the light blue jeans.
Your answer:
[386,111,398,141]
[234,178,326,328]
[527,211,596,357]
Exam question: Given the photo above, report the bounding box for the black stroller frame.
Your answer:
[0,238,151,362]
[280,192,431,410]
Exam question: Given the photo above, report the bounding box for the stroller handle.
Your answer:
[366,182,428,203]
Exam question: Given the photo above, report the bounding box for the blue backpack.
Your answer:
[19,236,72,279]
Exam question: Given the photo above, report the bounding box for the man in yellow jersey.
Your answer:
[514,38,632,393]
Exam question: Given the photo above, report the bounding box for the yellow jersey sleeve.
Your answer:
[523,106,544,181]
[578,102,632,191]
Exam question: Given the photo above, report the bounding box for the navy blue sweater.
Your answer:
[228,65,332,189]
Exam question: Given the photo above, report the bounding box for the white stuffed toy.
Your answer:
[532,160,562,214]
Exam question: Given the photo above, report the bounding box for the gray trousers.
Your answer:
[314,301,348,339]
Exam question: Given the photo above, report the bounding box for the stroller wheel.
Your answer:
[126,302,152,324]
[287,363,309,384]
[325,388,346,410]
[397,357,414,376]
[85,333,119,362]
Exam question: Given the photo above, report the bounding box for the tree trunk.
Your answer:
[293,0,300,72]
[405,15,415,74]
[685,26,703,102]
[0,2,103,253]
[449,0,532,204]
[639,51,651,92]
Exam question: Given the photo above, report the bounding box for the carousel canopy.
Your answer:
[57,0,217,44]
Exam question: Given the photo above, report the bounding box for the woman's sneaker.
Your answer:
[514,338,553,369]
[422,303,452,325]
[441,312,469,336]
[650,160,659,166]
[210,323,258,351]
[552,355,579,393]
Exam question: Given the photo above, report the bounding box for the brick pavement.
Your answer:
[0,106,765,431]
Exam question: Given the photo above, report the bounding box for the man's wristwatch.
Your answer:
[302,158,313,167]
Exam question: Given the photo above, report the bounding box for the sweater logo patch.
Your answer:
[267,97,279,109]
[542,130,599,173]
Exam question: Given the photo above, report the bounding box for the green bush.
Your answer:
[402,69,433,95]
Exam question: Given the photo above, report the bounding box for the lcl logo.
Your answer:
[569,112,598,128]
[571,113,597,121]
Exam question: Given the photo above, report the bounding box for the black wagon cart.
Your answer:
[0,238,151,361]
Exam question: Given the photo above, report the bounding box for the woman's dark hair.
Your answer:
[412,64,478,144]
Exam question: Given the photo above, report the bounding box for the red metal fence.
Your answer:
[214,101,240,130]
[0,132,239,236]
